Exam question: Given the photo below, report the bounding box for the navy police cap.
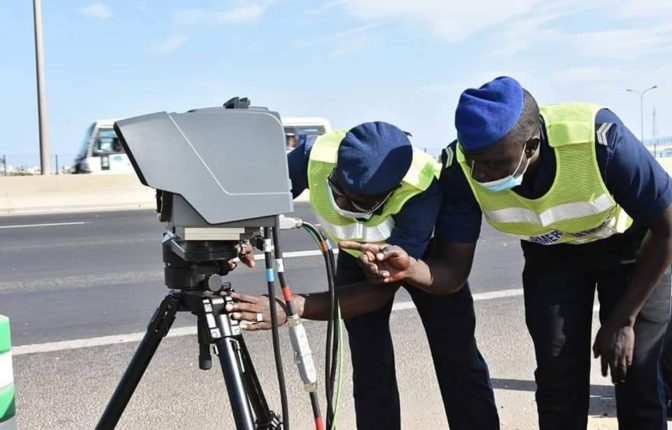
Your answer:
[336,121,413,196]
[455,76,524,152]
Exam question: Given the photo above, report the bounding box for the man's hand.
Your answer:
[593,323,635,384]
[227,241,256,270]
[225,292,289,331]
[339,241,414,284]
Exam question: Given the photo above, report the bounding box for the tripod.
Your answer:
[96,239,283,430]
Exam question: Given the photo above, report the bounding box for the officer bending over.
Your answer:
[344,77,672,430]
[233,121,500,430]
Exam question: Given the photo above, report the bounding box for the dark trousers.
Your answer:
[521,234,671,430]
[662,327,672,410]
[336,252,500,430]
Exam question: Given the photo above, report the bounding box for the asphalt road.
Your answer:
[0,205,621,429]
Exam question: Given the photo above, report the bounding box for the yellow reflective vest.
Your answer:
[307,130,440,255]
[457,103,632,245]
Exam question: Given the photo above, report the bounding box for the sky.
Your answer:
[1,0,671,167]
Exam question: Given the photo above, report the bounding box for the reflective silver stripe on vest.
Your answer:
[317,215,395,243]
[483,193,613,227]
[517,213,622,245]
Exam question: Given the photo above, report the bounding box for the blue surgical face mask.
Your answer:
[473,147,531,192]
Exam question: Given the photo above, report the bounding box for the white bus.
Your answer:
[73,116,332,174]
[282,117,332,151]
[73,119,133,174]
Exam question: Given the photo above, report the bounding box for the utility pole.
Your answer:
[33,0,50,175]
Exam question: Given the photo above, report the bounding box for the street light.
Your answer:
[626,85,658,155]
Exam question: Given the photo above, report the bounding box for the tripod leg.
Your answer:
[211,304,256,430]
[211,313,282,430]
[96,293,180,430]
[238,337,282,429]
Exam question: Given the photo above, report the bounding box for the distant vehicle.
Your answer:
[73,117,332,174]
[282,117,332,152]
[73,119,133,174]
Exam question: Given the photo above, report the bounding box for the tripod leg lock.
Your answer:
[257,412,283,430]
[147,294,179,337]
[202,296,240,341]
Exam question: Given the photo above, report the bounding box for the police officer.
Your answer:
[231,121,500,429]
[344,77,672,430]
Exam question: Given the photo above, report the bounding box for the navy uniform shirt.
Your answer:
[288,136,441,258]
[435,109,672,243]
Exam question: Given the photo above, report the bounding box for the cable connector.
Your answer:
[279,215,303,230]
[287,315,318,392]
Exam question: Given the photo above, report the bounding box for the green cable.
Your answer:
[301,223,343,429]
[304,226,325,253]
[302,225,321,245]
[330,303,345,430]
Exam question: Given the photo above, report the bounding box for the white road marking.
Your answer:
[0,222,86,229]
[14,287,602,356]
[14,287,522,356]
[9,243,603,357]
[14,327,197,356]
[253,249,339,260]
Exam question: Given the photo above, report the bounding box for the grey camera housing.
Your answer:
[114,105,293,234]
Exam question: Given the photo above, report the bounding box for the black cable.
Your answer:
[324,245,339,426]
[272,226,325,429]
[271,227,296,316]
[324,243,340,414]
[302,222,338,427]
[324,251,336,426]
[310,392,323,430]
[262,227,290,430]
[325,263,337,425]
[321,232,339,382]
